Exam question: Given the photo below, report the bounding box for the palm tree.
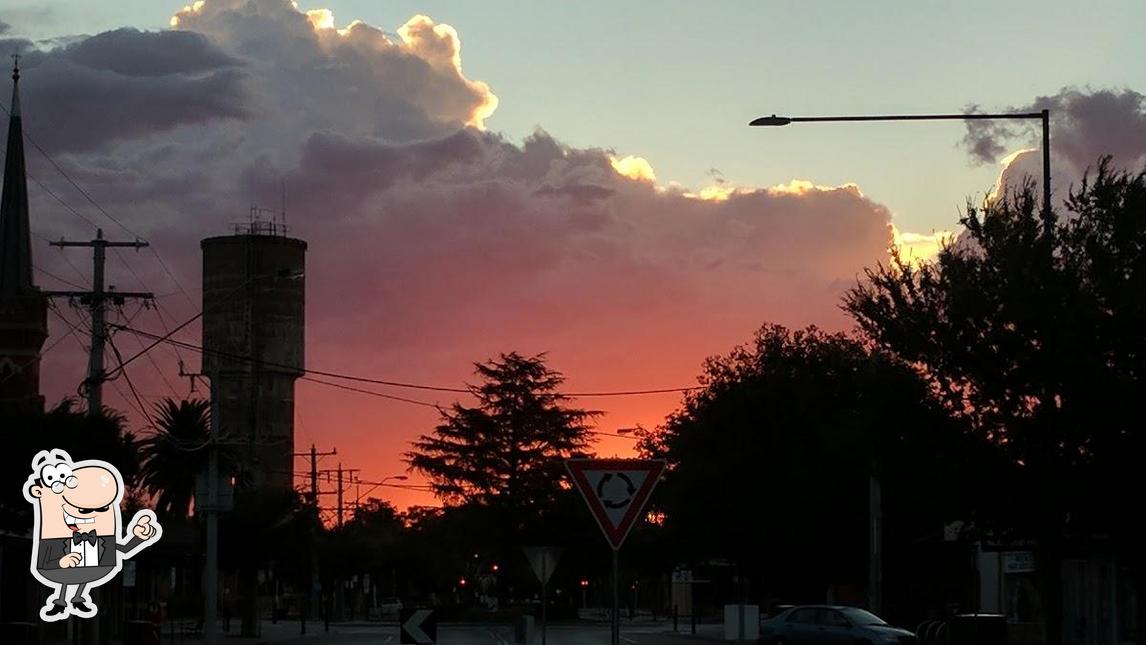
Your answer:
[138,398,212,519]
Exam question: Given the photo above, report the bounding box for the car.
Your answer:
[759,605,917,644]
[378,597,403,619]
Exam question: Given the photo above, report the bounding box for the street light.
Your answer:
[352,474,409,507]
[750,110,1052,217]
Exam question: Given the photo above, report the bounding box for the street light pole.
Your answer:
[750,110,1052,216]
[752,108,1052,616]
[352,475,409,507]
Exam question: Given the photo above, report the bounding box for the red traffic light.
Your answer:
[579,579,589,588]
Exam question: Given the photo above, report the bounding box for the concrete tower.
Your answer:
[201,218,305,491]
[0,61,48,413]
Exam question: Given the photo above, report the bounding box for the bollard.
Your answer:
[673,606,678,632]
[691,610,697,635]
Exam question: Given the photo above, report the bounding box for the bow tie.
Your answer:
[71,530,98,546]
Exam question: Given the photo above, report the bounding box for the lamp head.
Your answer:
[749,114,792,127]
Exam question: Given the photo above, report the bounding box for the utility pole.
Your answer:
[311,445,319,503]
[292,444,335,635]
[869,470,883,614]
[46,229,150,414]
[177,366,227,645]
[333,463,360,527]
[205,389,220,645]
[293,444,336,507]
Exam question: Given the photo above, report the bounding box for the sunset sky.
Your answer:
[2,0,1145,509]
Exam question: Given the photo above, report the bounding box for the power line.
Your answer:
[1,101,141,240]
[108,336,157,430]
[113,324,701,399]
[300,376,443,410]
[0,148,100,231]
[103,311,203,380]
[33,232,89,285]
[0,302,85,387]
[3,101,196,332]
[33,263,85,290]
[114,303,179,400]
[149,246,196,310]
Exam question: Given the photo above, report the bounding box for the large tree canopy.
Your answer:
[845,161,1146,528]
[405,352,595,512]
[844,159,1146,643]
[640,325,975,604]
[0,400,139,531]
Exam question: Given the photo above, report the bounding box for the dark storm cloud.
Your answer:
[963,88,1146,169]
[60,28,240,77]
[17,28,249,153]
[963,88,1146,205]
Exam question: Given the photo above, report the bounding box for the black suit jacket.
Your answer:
[38,534,143,570]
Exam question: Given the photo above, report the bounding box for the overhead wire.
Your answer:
[113,324,700,399]
[1,101,140,239]
[32,263,86,290]
[3,100,197,348]
[112,301,179,400]
[107,335,158,430]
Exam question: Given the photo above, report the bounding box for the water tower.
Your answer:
[201,210,305,492]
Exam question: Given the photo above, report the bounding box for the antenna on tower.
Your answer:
[281,178,287,226]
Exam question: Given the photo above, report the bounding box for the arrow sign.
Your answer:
[523,546,562,585]
[565,458,666,550]
[400,608,437,644]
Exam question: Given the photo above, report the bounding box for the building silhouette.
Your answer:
[201,217,305,491]
[0,63,47,413]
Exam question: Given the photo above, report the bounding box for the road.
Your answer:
[255,621,726,645]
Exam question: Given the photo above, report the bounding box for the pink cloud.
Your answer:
[17,1,900,508]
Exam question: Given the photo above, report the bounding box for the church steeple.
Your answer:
[0,58,48,413]
[0,58,33,296]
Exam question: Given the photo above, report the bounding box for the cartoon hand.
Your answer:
[133,515,159,540]
[59,553,82,568]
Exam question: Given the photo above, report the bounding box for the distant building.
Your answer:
[201,217,305,492]
[0,63,47,413]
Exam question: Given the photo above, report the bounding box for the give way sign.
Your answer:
[565,458,666,550]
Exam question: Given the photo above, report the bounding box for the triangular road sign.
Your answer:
[565,458,666,550]
[523,546,562,585]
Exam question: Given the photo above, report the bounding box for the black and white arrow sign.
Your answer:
[400,607,437,645]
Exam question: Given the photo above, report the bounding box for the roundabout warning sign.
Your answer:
[565,458,666,550]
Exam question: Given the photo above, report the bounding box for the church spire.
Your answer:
[0,56,34,296]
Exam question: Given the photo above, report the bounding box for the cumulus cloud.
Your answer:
[962,88,1146,204]
[15,1,906,502]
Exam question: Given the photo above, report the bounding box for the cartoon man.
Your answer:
[22,449,162,622]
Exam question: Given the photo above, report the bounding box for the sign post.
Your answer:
[523,547,562,645]
[566,459,666,645]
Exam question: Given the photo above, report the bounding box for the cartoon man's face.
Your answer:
[28,463,121,539]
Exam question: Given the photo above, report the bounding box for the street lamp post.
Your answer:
[353,475,409,507]
[750,110,1052,217]
[752,109,1051,614]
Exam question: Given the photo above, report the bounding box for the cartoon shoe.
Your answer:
[71,597,97,619]
[41,602,69,622]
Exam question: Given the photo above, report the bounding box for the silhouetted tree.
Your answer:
[640,325,978,614]
[137,398,213,520]
[405,353,596,607]
[844,160,1146,644]
[0,399,139,531]
[317,499,407,618]
[406,352,596,514]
